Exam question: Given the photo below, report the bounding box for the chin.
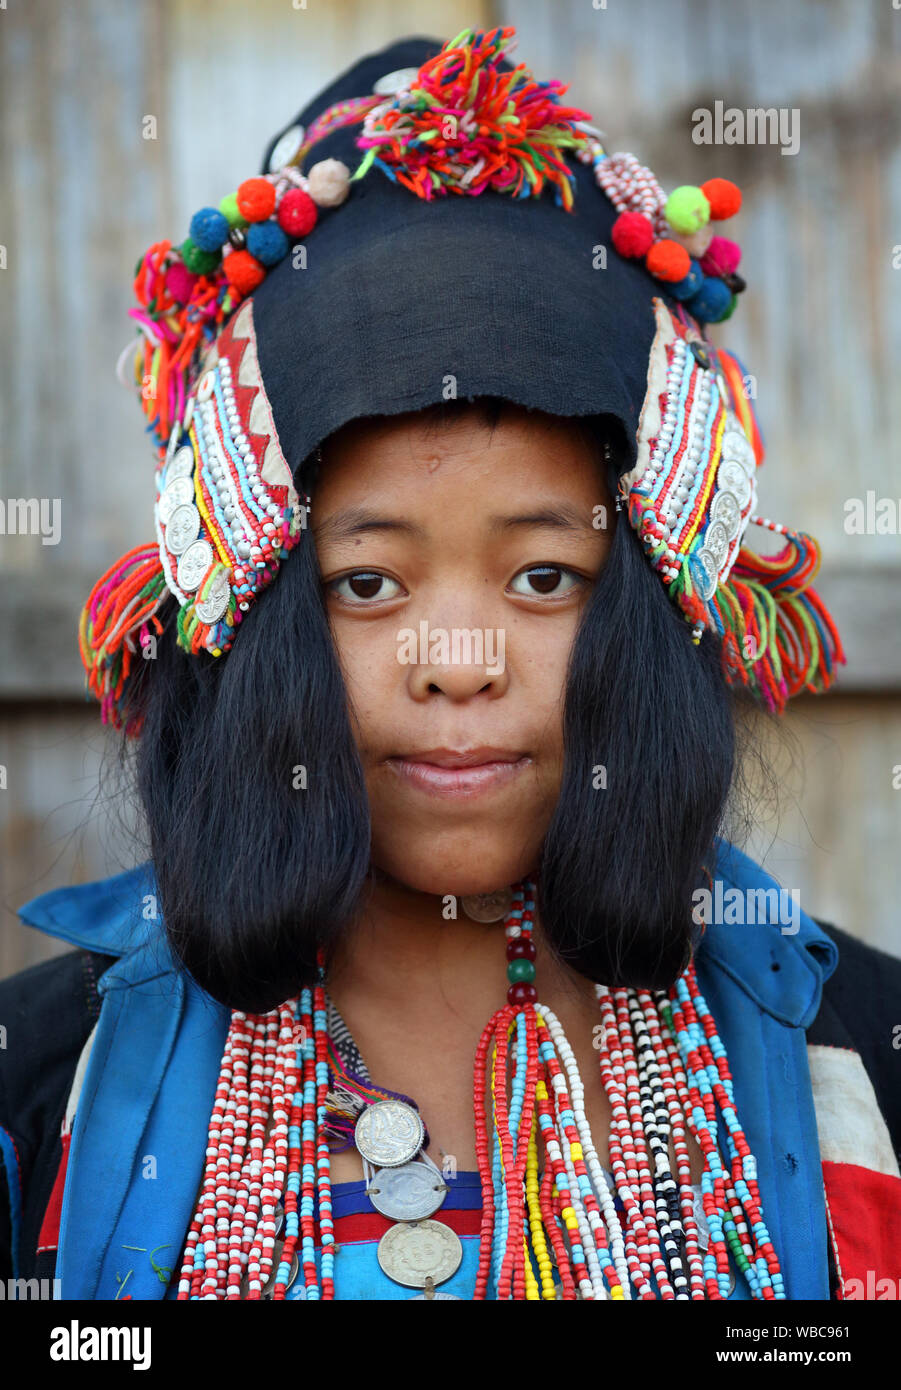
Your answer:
[371,829,542,900]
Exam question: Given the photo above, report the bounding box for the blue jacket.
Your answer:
[9,837,840,1300]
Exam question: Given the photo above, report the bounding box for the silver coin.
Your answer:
[376,1220,463,1289]
[716,459,751,508]
[268,123,306,172]
[409,1290,461,1300]
[177,538,214,592]
[703,519,730,571]
[692,547,719,602]
[158,475,195,526]
[196,369,216,403]
[368,1162,447,1221]
[166,445,196,484]
[355,1099,424,1168]
[164,503,201,555]
[373,66,420,95]
[183,395,195,428]
[165,421,181,465]
[692,1191,710,1252]
[721,428,755,474]
[460,887,513,923]
[194,570,232,626]
[709,488,743,540]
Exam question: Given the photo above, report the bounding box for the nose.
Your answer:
[402,620,510,702]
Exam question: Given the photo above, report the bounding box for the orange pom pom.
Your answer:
[646,238,691,283]
[237,177,276,223]
[701,178,741,221]
[223,249,266,296]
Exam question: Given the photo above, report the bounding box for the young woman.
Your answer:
[2,27,899,1303]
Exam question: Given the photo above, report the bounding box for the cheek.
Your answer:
[324,615,394,743]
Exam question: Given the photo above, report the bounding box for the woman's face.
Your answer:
[312,403,614,897]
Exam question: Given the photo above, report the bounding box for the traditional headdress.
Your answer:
[78,27,844,733]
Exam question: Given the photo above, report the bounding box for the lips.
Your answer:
[396,747,526,769]
[386,748,532,798]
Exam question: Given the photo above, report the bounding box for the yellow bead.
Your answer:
[571,1142,583,1161]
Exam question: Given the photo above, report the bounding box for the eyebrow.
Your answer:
[315,504,596,545]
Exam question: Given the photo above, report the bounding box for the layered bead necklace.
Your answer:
[177,878,784,1300]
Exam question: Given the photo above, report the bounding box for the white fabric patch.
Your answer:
[807,1043,900,1178]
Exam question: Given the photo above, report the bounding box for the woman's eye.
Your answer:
[508,565,584,598]
[329,571,404,603]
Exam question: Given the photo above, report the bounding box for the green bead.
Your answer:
[218,192,248,229]
[180,237,221,275]
[507,958,536,984]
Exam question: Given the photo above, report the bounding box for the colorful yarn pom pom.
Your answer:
[351,26,592,211]
[665,185,711,235]
[646,239,691,282]
[611,210,655,258]
[701,178,742,221]
[277,187,318,237]
[237,177,277,222]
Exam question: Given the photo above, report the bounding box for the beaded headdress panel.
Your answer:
[79,26,844,734]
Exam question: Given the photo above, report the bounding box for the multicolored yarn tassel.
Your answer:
[77,543,167,734]
[321,1038,429,1154]
[351,26,592,209]
[131,241,238,458]
[673,521,846,714]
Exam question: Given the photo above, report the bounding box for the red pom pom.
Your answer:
[646,238,691,282]
[700,234,741,277]
[611,210,655,258]
[165,261,198,305]
[223,249,266,296]
[237,177,276,223]
[701,178,741,221]
[276,188,318,238]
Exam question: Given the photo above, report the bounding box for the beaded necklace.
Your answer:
[176,878,784,1300]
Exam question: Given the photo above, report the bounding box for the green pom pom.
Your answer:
[180,237,221,275]
[218,192,248,229]
[665,185,711,235]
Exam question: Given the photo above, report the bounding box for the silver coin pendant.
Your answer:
[164,503,201,555]
[354,1098,424,1168]
[376,1219,463,1289]
[460,887,514,922]
[368,1161,447,1221]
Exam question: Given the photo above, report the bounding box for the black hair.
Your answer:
[121,396,742,1011]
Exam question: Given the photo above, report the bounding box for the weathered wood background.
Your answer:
[1,0,899,975]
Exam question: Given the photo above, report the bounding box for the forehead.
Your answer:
[312,403,607,503]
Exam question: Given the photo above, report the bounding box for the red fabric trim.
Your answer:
[36,1131,70,1255]
[822,1159,901,1298]
[333,1205,483,1246]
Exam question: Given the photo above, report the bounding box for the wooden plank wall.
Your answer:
[1,0,898,977]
